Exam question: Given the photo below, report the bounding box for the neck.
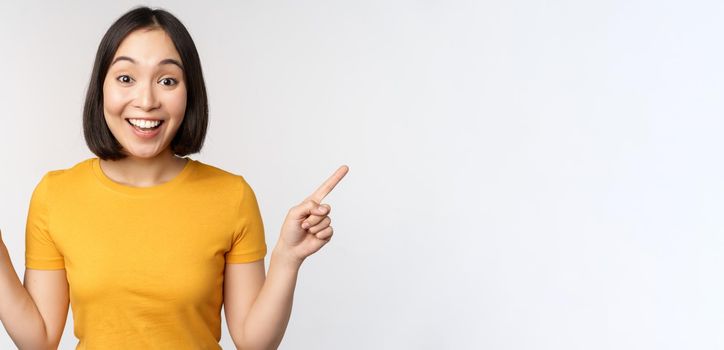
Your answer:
[99,149,188,188]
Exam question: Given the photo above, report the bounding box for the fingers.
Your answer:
[288,181,339,244]
[301,204,331,229]
[288,199,327,220]
[314,226,334,241]
[306,216,331,234]
[319,203,332,215]
[307,165,349,203]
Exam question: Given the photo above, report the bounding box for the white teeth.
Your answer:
[128,119,161,129]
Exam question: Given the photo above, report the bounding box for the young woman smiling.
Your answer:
[0,6,348,349]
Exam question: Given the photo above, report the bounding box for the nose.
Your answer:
[134,81,160,111]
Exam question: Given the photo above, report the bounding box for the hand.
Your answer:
[276,165,349,264]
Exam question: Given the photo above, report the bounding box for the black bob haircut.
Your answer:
[83,6,208,160]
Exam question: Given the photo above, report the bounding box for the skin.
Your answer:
[90,25,352,348]
[0,25,350,348]
[278,165,350,262]
[100,27,188,187]
[229,165,349,349]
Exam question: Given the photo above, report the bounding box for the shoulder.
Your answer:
[189,159,254,191]
[35,158,95,189]
[30,158,95,201]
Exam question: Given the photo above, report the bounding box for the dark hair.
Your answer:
[83,6,208,160]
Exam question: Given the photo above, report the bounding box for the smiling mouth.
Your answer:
[125,118,164,130]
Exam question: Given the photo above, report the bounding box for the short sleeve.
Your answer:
[225,177,267,264]
[25,173,65,270]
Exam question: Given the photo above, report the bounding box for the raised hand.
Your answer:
[276,165,349,264]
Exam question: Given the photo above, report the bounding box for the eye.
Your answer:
[116,75,133,84]
[159,77,178,86]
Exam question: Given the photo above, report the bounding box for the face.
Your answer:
[102,27,186,160]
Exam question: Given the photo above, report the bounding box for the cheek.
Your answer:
[168,88,188,120]
[102,82,128,116]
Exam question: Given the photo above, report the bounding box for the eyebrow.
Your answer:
[110,56,184,70]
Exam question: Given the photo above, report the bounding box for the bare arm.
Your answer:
[0,232,69,349]
[226,166,347,349]
[225,248,301,350]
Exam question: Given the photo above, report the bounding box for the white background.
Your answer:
[1,0,723,349]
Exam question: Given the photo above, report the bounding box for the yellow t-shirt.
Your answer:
[24,157,267,349]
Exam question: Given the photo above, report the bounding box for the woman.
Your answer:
[0,6,348,349]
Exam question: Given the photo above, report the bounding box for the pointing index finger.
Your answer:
[308,165,349,202]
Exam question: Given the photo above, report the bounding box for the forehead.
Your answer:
[112,28,181,63]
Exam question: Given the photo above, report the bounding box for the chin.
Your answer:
[121,148,163,160]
